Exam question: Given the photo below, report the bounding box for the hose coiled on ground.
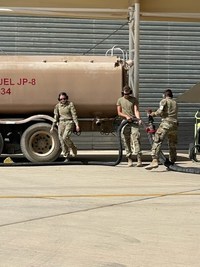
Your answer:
[0,120,128,167]
[2,118,200,174]
[141,119,200,174]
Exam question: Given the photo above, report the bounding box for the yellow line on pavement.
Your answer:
[0,192,200,199]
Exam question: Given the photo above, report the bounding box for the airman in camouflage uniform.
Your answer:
[50,92,80,162]
[145,89,178,170]
[117,85,143,167]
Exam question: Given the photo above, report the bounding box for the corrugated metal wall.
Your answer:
[0,15,199,151]
[0,15,128,55]
[139,21,200,151]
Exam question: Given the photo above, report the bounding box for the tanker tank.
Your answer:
[0,55,127,162]
[0,55,123,118]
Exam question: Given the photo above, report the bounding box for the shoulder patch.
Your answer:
[159,99,166,111]
[160,104,164,111]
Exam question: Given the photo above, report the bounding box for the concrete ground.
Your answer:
[0,152,200,267]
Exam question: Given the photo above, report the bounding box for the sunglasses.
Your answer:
[60,98,67,100]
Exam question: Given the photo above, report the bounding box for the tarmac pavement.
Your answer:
[0,152,200,267]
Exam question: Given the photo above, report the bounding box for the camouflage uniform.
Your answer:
[117,96,142,159]
[151,97,178,163]
[53,101,79,158]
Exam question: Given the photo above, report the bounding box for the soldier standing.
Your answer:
[50,92,80,162]
[117,85,143,167]
[145,89,178,170]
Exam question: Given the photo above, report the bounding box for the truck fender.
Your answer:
[0,114,54,125]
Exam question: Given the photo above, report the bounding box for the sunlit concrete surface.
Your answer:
[0,152,200,267]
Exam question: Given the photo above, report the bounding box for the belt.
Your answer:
[60,119,73,122]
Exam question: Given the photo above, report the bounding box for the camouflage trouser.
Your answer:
[151,120,178,162]
[121,122,141,158]
[58,121,76,157]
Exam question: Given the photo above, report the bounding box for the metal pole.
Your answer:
[134,0,140,99]
[128,6,134,93]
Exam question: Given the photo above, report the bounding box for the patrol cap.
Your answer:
[122,85,132,95]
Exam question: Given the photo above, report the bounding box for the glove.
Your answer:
[150,112,156,117]
[76,125,80,132]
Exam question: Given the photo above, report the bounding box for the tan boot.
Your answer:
[145,159,159,170]
[127,157,133,167]
[136,155,143,167]
[71,146,77,157]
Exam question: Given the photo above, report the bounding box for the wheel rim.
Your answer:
[29,130,55,156]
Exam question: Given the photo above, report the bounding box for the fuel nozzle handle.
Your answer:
[145,109,156,133]
[146,109,154,123]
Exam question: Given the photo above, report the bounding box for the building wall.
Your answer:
[0,15,128,55]
[139,21,200,150]
[0,15,199,151]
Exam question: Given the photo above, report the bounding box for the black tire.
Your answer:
[20,123,61,162]
[188,142,195,160]
[190,144,200,162]
[0,133,4,155]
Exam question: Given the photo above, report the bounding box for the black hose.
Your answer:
[3,117,199,173]
[85,119,128,166]
[159,152,200,174]
[0,120,128,167]
[141,120,200,174]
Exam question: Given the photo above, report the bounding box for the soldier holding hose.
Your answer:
[117,85,143,167]
[145,89,178,170]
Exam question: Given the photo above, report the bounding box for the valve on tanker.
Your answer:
[124,59,134,70]
[95,118,102,127]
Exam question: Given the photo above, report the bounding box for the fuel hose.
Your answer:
[0,120,128,167]
[141,120,200,174]
[2,118,199,173]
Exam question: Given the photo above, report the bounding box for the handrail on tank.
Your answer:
[105,45,127,61]
[195,110,200,119]
[0,116,117,125]
[0,114,54,124]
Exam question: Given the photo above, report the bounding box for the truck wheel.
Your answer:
[20,123,61,162]
[188,142,194,160]
[191,144,200,162]
[0,133,4,155]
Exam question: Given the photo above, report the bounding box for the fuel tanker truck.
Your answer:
[0,55,129,162]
